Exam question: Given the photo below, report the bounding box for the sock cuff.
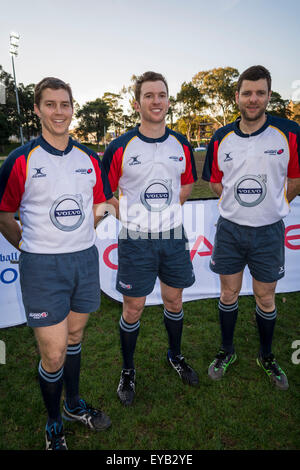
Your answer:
[256,305,277,321]
[38,361,64,383]
[119,315,140,333]
[66,343,82,355]
[219,300,238,312]
[164,308,184,321]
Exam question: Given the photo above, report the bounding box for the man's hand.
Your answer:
[93,196,119,227]
[0,212,22,249]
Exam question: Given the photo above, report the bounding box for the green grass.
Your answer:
[0,147,299,451]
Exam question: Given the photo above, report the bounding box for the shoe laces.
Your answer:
[121,370,135,391]
[214,350,229,368]
[78,398,101,417]
[262,354,283,377]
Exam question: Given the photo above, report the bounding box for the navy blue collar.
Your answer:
[234,113,270,137]
[136,125,170,143]
[38,135,74,155]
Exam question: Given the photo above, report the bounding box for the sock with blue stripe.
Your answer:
[164,308,184,359]
[38,361,64,426]
[63,343,82,409]
[219,300,238,354]
[119,315,140,370]
[255,305,277,357]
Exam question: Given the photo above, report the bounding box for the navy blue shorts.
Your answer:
[19,245,101,327]
[116,225,195,297]
[210,217,285,283]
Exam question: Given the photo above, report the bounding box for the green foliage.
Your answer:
[75,98,110,146]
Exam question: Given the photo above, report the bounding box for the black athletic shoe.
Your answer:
[256,353,289,390]
[45,421,68,450]
[167,350,199,386]
[62,398,111,431]
[117,369,136,406]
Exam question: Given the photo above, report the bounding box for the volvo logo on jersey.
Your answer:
[234,174,267,207]
[49,194,85,231]
[140,179,172,212]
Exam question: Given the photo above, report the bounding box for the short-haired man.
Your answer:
[102,71,199,406]
[202,65,300,390]
[0,77,115,449]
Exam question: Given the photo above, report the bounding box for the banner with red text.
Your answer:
[96,198,300,305]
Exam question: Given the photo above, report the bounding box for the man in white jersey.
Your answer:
[0,77,116,449]
[202,65,300,390]
[102,71,199,406]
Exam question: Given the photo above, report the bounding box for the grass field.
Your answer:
[0,149,299,452]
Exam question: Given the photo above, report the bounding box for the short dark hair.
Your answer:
[34,77,74,108]
[134,71,169,103]
[237,65,272,93]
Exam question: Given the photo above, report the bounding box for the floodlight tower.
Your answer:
[9,32,24,145]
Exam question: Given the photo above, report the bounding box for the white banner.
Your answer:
[96,198,300,305]
[0,234,26,328]
[0,198,299,328]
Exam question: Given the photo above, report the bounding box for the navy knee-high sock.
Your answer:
[219,300,238,354]
[119,315,140,370]
[63,343,82,409]
[255,305,277,357]
[38,361,64,426]
[164,308,184,358]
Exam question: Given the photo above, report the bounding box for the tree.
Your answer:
[75,98,110,147]
[102,92,124,137]
[192,67,239,126]
[267,92,291,119]
[175,82,206,141]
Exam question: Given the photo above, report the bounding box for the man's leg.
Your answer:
[117,296,146,406]
[62,311,112,429]
[253,278,277,357]
[160,282,198,386]
[63,311,89,409]
[253,278,288,390]
[208,272,243,381]
[34,319,68,449]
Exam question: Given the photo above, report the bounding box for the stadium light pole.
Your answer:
[9,32,24,145]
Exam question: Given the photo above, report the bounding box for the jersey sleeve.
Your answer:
[287,124,300,178]
[202,133,223,183]
[0,152,26,212]
[102,141,125,193]
[181,142,198,185]
[89,153,113,204]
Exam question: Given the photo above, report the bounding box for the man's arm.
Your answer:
[209,182,223,198]
[180,183,194,205]
[286,178,300,203]
[0,211,22,250]
[93,196,119,227]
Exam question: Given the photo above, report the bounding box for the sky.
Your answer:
[0,0,300,107]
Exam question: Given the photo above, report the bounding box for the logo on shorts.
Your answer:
[278,266,285,275]
[49,194,85,231]
[29,312,48,320]
[32,167,47,178]
[119,280,132,290]
[140,179,172,212]
[234,174,267,207]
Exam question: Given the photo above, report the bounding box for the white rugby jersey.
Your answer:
[0,136,112,253]
[202,114,300,227]
[102,126,197,232]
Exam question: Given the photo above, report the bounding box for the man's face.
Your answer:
[235,78,271,122]
[34,88,73,138]
[134,80,169,125]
